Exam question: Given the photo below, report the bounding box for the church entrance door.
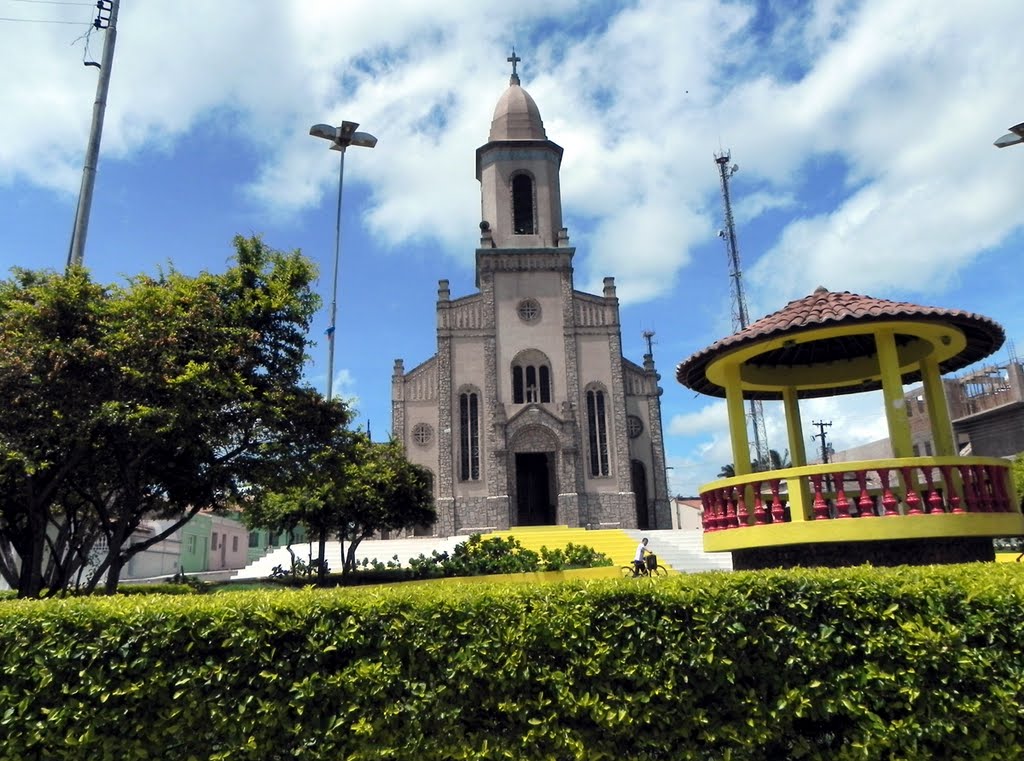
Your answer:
[631,459,650,530]
[515,452,555,525]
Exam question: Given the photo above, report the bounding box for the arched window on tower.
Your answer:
[459,389,480,481]
[511,350,552,404]
[586,385,610,477]
[512,174,535,235]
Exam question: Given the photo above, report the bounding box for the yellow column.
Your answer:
[724,362,751,475]
[782,386,807,467]
[876,328,913,458]
[781,385,809,521]
[920,354,955,457]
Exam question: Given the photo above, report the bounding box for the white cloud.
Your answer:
[2,0,1022,304]
[733,190,797,224]
[668,401,728,437]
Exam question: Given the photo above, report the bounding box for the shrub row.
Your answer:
[2,564,1024,759]
[402,533,614,577]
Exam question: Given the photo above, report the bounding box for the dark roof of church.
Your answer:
[676,286,1005,399]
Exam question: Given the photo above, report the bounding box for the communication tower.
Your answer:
[715,151,771,470]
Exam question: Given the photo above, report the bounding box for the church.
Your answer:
[391,57,670,537]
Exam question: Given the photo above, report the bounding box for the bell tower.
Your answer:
[475,52,568,250]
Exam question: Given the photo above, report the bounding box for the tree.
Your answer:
[335,437,435,578]
[0,268,113,596]
[717,450,791,481]
[0,236,330,597]
[247,436,435,583]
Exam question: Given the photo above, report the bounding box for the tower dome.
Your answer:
[489,84,547,141]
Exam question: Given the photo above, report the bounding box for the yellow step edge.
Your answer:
[482,527,674,572]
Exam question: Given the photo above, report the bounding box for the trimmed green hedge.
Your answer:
[2,565,1024,759]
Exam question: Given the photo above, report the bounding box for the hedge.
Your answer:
[2,564,1024,759]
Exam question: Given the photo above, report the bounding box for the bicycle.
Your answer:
[621,553,668,578]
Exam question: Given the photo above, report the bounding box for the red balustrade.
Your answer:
[958,465,980,512]
[877,468,900,516]
[899,467,924,515]
[810,473,830,520]
[832,472,851,518]
[991,467,1011,512]
[752,480,768,525]
[938,464,964,513]
[769,479,785,523]
[702,460,1015,533]
[922,467,945,514]
[855,470,875,518]
[736,484,749,526]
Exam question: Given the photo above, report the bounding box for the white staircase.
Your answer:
[624,528,733,573]
[231,535,469,580]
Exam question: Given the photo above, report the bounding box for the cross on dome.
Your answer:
[507,48,522,85]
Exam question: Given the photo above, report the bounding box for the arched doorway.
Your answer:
[511,425,558,526]
[516,452,555,525]
[631,459,649,530]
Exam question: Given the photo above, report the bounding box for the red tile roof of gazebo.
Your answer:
[676,287,1005,399]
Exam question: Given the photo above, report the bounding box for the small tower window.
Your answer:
[512,174,535,234]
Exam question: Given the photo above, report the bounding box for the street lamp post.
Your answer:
[994,122,1024,148]
[309,121,377,401]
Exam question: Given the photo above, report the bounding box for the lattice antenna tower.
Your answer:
[715,151,770,469]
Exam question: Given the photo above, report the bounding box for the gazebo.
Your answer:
[676,286,1023,569]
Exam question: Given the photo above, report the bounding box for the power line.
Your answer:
[6,0,95,5]
[0,15,87,23]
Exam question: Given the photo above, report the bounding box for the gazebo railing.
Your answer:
[699,457,1019,532]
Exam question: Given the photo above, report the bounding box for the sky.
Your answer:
[1,0,1022,497]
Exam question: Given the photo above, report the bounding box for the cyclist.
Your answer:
[632,537,651,576]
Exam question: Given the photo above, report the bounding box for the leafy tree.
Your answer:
[0,236,332,597]
[0,268,112,595]
[718,449,791,480]
[335,437,435,578]
[247,436,435,583]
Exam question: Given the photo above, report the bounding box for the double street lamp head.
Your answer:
[310,121,378,151]
[994,121,1024,149]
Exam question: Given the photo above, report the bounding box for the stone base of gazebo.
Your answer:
[731,537,995,570]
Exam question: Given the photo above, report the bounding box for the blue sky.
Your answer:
[1,0,1022,496]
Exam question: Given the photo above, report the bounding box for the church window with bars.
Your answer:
[586,385,610,476]
[459,389,481,480]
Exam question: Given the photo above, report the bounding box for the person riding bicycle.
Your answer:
[633,537,651,576]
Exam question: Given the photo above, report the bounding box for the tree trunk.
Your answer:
[344,535,366,576]
[104,553,123,595]
[317,530,327,584]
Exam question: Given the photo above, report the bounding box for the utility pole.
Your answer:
[67,0,120,269]
[811,420,833,464]
[642,329,655,357]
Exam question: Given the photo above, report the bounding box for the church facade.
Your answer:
[391,64,670,536]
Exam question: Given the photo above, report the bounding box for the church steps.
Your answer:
[490,526,650,570]
[623,529,734,574]
[232,528,732,581]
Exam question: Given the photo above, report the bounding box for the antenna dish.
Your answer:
[731,164,739,174]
